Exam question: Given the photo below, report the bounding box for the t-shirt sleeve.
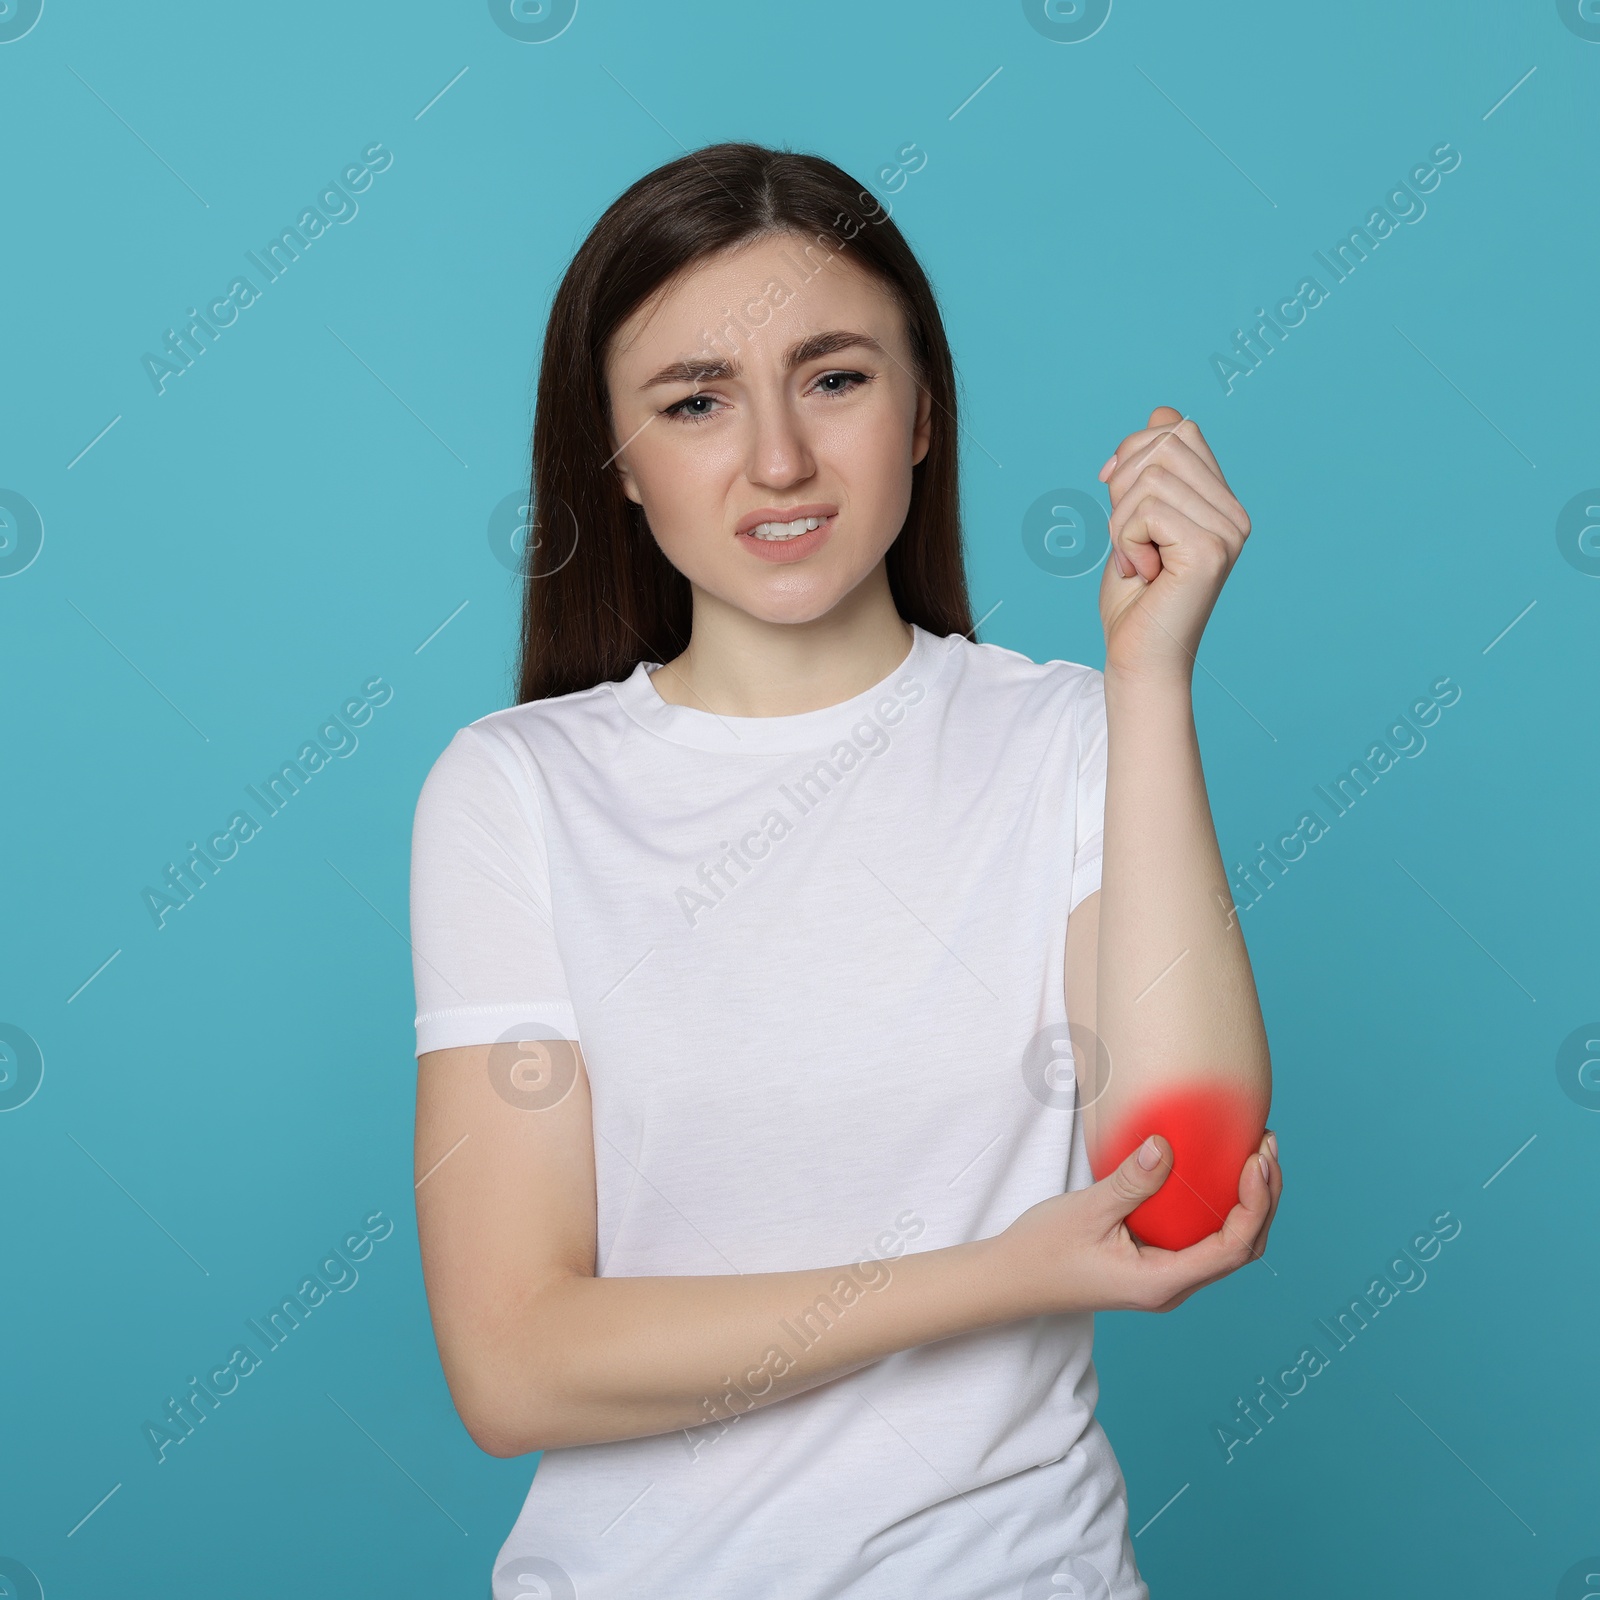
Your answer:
[408,721,579,1057]
[1069,667,1107,913]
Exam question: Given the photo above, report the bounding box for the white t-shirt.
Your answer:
[409,623,1148,1600]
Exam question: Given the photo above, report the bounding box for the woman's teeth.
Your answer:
[747,515,828,541]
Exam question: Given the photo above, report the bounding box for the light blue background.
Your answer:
[2,2,1596,1595]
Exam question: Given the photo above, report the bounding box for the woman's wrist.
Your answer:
[1102,659,1195,711]
[973,1223,1060,1323]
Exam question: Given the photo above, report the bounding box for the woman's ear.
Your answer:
[604,379,644,503]
[911,383,933,466]
[612,447,643,505]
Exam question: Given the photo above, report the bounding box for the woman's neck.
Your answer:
[649,566,915,718]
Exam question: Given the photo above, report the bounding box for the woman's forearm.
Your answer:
[467,1233,1039,1456]
[1089,665,1271,1161]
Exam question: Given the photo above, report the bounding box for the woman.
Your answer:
[410,141,1280,1599]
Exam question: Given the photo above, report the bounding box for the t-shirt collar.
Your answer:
[609,623,949,754]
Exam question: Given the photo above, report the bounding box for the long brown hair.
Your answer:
[514,140,973,704]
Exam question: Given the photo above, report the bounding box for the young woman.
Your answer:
[410,142,1280,1599]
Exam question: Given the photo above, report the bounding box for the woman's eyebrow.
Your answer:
[639,329,886,390]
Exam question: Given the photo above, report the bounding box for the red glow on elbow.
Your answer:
[1089,1080,1268,1252]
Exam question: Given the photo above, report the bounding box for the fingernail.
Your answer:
[1137,1136,1161,1170]
[1267,1132,1278,1161]
[1112,547,1131,579]
[1098,452,1117,481]
[1257,1154,1270,1182]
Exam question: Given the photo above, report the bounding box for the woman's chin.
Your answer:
[731,583,861,629]
[683,563,862,629]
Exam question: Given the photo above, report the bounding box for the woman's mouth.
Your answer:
[735,513,837,564]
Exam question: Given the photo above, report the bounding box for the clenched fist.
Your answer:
[1097,406,1252,684]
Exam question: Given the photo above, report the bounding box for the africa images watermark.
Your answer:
[1209,141,1462,395]
[672,673,928,927]
[141,1210,395,1464]
[1220,674,1461,922]
[681,1208,928,1462]
[140,676,393,930]
[141,142,394,396]
[1210,1209,1461,1463]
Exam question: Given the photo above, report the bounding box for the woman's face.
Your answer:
[604,230,933,626]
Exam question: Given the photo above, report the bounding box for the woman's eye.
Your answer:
[663,392,721,423]
[816,370,870,396]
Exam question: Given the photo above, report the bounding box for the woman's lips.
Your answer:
[735,514,836,564]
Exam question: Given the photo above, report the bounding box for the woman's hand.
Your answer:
[1097,405,1252,686]
[996,1127,1282,1316]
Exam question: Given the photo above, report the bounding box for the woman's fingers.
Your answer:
[1234,1132,1283,1263]
[1196,1143,1280,1264]
[1099,404,1185,484]
[1109,432,1250,540]
[1110,458,1249,558]
[1102,421,1250,591]
[1163,416,1232,493]
[1109,486,1241,590]
[1132,1194,1269,1308]
[1105,414,1241,517]
[1252,1131,1284,1253]
[1110,492,1236,589]
[1126,1132,1283,1312]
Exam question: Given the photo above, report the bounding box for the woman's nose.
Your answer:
[744,398,815,487]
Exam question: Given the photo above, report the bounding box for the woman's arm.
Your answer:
[416,1041,1042,1456]
[1066,406,1276,1249]
[415,1027,1273,1456]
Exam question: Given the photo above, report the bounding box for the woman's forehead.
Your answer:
[608,236,901,376]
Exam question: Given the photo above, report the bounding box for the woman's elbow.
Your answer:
[439,1342,557,1459]
[468,1416,540,1459]
[429,1272,589,1456]
[451,1380,549,1459]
